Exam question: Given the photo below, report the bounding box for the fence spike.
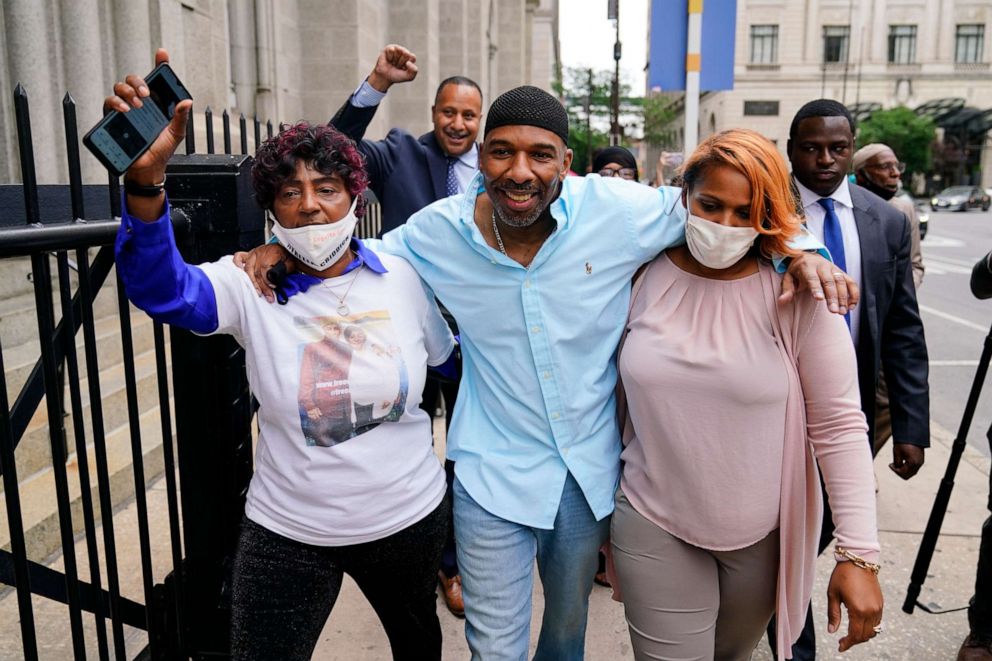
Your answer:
[62,93,85,221]
[239,113,248,154]
[205,106,215,154]
[222,109,232,155]
[185,103,196,154]
[13,84,40,225]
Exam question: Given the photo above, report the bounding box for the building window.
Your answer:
[744,101,780,116]
[823,26,850,63]
[956,24,985,63]
[750,25,779,64]
[888,25,917,64]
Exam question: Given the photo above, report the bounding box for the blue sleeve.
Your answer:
[114,196,219,334]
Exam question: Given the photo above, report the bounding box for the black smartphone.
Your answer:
[83,62,192,176]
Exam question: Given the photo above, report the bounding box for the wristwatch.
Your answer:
[123,175,167,197]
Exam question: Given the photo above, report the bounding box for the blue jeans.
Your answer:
[453,473,610,661]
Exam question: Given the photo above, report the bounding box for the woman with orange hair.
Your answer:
[611,129,883,660]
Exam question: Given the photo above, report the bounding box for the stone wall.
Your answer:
[0,0,559,186]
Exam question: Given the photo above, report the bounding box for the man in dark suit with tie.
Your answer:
[326,44,483,617]
[767,99,931,659]
[328,44,483,235]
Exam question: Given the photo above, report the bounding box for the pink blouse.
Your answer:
[616,252,879,654]
[619,253,788,550]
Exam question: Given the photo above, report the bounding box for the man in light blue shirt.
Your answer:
[243,86,851,660]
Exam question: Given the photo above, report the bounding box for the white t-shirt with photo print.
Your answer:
[197,252,454,546]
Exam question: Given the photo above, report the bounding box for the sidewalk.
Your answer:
[6,418,987,659]
[312,420,991,660]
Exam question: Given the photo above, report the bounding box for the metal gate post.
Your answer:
[165,154,263,659]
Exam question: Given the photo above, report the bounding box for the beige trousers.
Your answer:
[611,491,779,661]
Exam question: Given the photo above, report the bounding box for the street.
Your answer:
[918,206,992,458]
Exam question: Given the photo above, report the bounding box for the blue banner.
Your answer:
[648,0,737,92]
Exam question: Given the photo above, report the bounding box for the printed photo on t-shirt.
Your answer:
[295,311,409,447]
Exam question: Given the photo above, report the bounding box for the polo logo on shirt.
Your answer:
[585,262,593,274]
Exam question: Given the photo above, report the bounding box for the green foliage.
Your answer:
[641,94,677,148]
[558,66,637,173]
[856,107,936,178]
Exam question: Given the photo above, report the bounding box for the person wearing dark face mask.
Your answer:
[853,143,925,462]
[853,144,924,289]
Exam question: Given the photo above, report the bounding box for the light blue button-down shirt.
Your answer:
[372,172,682,528]
[377,171,822,529]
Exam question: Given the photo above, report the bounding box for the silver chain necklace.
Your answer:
[491,210,508,255]
[323,263,364,316]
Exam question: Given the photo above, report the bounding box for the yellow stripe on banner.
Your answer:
[686,53,701,71]
[688,0,703,13]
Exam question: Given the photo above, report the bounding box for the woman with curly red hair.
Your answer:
[109,50,453,660]
[610,129,883,659]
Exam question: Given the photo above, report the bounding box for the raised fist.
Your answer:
[367,44,418,92]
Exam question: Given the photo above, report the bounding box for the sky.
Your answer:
[558,0,649,95]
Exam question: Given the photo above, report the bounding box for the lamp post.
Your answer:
[609,0,622,145]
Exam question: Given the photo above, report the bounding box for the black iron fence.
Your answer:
[0,83,380,660]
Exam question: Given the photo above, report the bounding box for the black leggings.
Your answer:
[230,496,449,661]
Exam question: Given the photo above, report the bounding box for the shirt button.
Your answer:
[531,325,541,334]
[551,412,560,420]
[524,279,531,289]
[562,447,569,456]
[543,371,551,379]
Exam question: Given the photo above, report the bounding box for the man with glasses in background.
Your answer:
[853,143,925,456]
[591,146,640,182]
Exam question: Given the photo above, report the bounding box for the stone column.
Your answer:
[5,0,64,182]
[229,0,257,117]
[60,0,108,183]
[495,0,526,97]
[466,0,491,103]
[113,0,153,74]
[439,0,468,80]
[529,0,555,91]
[386,0,440,136]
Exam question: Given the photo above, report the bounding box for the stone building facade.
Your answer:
[655,0,992,187]
[0,0,559,184]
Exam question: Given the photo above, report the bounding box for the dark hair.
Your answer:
[434,76,483,106]
[591,146,639,180]
[789,99,856,141]
[251,122,368,217]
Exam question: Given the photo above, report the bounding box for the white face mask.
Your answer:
[684,212,759,270]
[270,197,359,271]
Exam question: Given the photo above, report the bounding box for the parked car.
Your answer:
[896,191,929,240]
[930,186,991,212]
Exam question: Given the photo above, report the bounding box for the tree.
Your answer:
[641,93,677,149]
[856,107,936,179]
[556,66,637,173]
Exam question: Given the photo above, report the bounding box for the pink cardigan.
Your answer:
[612,259,879,657]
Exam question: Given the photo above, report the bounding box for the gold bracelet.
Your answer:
[834,546,880,575]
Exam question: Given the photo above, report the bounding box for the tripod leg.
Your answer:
[904,321,992,614]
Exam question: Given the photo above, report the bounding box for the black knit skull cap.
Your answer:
[484,85,569,146]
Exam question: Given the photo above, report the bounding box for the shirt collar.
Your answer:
[795,176,854,211]
[456,143,479,169]
[283,237,387,294]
